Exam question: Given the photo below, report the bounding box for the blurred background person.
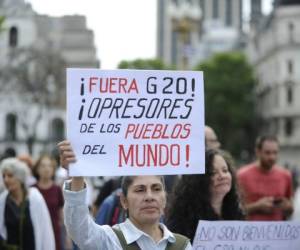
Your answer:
[33,154,64,250]
[18,153,36,186]
[237,135,293,221]
[166,149,244,241]
[0,158,55,250]
[205,125,221,150]
[0,148,17,194]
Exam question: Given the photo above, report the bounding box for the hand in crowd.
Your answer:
[57,140,76,170]
[57,140,84,191]
[275,197,294,217]
[255,196,275,214]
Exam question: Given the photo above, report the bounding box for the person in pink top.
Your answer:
[237,135,294,221]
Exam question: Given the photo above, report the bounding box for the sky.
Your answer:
[25,0,273,69]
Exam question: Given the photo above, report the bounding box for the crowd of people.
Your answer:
[0,125,299,250]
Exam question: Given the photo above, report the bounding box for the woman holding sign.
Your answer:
[166,149,244,240]
[58,140,192,250]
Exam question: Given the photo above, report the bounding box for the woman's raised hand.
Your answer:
[57,140,76,170]
[57,140,85,190]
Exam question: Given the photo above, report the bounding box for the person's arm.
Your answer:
[278,197,293,217]
[279,172,294,218]
[57,140,121,250]
[243,196,275,215]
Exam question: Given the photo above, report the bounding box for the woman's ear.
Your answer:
[120,193,128,210]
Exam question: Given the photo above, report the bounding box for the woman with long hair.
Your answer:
[166,149,244,241]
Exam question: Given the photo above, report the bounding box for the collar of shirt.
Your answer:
[119,218,176,245]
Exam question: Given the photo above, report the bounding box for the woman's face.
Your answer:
[37,157,54,179]
[2,169,22,193]
[121,176,166,226]
[210,154,232,198]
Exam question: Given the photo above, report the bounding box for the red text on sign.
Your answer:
[118,144,185,167]
[124,123,191,139]
[89,77,139,94]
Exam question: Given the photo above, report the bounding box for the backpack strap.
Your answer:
[112,228,189,250]
[166,233,190,250]
[112,228,141,250]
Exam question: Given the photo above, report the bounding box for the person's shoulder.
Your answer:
[28,186,43,199]
[103,188,121,204]
[171,232,190,250]
[0,189,8,200]
[52,183,63,191]
[273,165,292,178]
[237,162,257,177]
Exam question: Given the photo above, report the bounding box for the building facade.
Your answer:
[246,0,300,168]
[157,0,202,69]
[199,0,243,31]
[157,0,244,68]
[0,0,99,157]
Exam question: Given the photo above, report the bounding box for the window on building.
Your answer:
[288,22,294,42]
[273,85,279,107]
[254,37,260,51]
[287,60,293,74]
[171,30,178,66]
[273,118,279,135]
[9,27,18,47]
[238,0,243,30]
[213,0,219,19]
[51,118,65,142]
[284,118,293,137]
[286,84,293,105]
[199,0,205,17]
[5,114,17,141]
[225,0,232,26]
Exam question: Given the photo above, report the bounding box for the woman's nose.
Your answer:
[144,189,154,200]
[216,171,225,179]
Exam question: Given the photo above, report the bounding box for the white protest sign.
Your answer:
[193,220,300,250]
[67,69,204,176]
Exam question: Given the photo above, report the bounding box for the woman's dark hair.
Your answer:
[121,175,165,197]
[166,149,244,240]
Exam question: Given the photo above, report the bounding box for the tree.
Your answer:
[0,16,4,32]
[0,47,66,154]
[194,52,257,162]
[118,58,171,70]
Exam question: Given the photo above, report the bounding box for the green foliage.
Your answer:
[194,52,257,161]
[0,16,5,32]
[118,58,172,70]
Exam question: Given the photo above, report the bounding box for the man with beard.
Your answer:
[237,135,293,220]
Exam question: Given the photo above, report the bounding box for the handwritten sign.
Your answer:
[193,220,300,250]
[67,69,204,176]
